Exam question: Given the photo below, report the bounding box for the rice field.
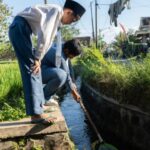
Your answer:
[0,62,26,121]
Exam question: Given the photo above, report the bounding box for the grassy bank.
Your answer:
[76,47,150,112]
[0,62,25,121]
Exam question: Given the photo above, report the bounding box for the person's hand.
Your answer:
[32,59,41,74]
[71,88,81,103]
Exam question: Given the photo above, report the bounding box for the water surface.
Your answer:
[60,92,92,150]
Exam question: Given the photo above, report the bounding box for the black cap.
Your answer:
[64,0,86,18]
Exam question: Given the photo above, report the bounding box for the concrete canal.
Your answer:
[60,78,142,150]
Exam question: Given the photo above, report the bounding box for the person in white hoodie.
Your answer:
[8,0,85,124]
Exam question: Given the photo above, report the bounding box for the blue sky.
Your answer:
[3,0,150,43]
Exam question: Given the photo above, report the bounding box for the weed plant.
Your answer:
[76,47,150,112]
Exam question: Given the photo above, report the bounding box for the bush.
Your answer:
[76,47,150,112]
[0,42,15,60]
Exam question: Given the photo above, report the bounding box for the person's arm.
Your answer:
[61,58,81,102]
[54,30,62,68]
[68,59,75,83]
[71,88,81,102]
[68,59,77,90]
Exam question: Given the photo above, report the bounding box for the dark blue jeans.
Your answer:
[42,66,67,101]
[9,16,44,115]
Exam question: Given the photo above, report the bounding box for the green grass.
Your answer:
[0,62,26,121]
[76,47,150,112]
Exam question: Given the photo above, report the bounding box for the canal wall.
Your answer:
[81,82,150,150]
[0,103,75,150]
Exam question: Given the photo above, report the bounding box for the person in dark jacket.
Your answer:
[41,39,82,104]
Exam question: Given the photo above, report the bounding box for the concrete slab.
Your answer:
[0,105,68,140]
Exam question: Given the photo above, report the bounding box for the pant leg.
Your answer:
[42,66,67,101]
[8,17,44,115]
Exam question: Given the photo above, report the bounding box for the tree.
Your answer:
[112,30,147,58]
[0,0,13,60]
[0,0,12,43]
[61,25,80,41]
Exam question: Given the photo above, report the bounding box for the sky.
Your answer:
[3,0,150,43]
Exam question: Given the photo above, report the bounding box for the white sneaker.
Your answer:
[51,94,59,100]
[45,98,58,106]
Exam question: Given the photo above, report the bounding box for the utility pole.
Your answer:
[95,0,98,48]
[90,2,95,41]
[99,29,101,50]
[44,0,47,4]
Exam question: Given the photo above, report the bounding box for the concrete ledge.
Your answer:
[0,105,67,140]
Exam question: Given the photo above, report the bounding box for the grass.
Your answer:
[0,62,26,121]
[76,47,150,112]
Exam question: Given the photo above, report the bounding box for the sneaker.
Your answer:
[43,105,57,112]
[45,98,58,106]
[51,94,59,100]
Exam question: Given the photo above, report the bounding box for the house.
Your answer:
[135,17,150,43]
